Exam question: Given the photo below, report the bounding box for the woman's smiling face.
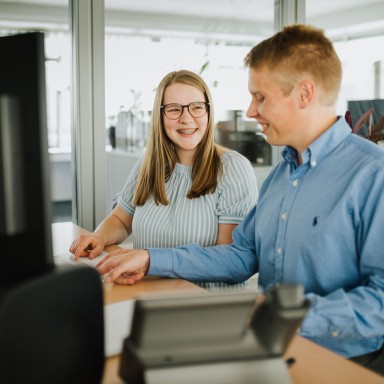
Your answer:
[162,82,208,164]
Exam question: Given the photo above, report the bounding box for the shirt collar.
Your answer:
[282,116,352,168]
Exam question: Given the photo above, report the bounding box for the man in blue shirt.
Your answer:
[97,24,384,375]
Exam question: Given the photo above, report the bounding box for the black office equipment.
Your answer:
[119,285,310,384]
[0,32,53,285]
[0,32,105,383]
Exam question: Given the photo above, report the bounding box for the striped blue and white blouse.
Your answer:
[116,150,258,289]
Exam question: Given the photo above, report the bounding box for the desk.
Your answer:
[52,222,201,304]
[52,222,384,384]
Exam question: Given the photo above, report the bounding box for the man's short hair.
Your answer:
[244,24,342,106]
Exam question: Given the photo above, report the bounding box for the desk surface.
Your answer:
[52,222,384,384]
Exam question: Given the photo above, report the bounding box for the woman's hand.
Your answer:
[96,248,150,285]
[69,233,106,260]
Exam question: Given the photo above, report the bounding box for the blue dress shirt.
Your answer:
[148,117,384,358]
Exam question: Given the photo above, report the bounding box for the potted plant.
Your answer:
[345,109,384,145]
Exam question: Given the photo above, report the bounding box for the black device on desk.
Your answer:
[119,284,310,384]
[0,32,54,285]
[0,32,104,383]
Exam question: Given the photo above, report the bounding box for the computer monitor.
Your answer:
[0,32,54,286]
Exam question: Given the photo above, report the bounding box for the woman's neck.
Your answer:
[175,147,196,166]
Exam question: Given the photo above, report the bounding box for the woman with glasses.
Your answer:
[70,70,258,289]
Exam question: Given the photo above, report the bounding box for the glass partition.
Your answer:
[104,1,275,212]
[0,2,71,223]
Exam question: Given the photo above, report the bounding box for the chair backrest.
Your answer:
[0,264,104,384]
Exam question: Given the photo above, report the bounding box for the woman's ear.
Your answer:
[298,80,315,108]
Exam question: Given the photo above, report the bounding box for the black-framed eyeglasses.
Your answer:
[161,102,209,120]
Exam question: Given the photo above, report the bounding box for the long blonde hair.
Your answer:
[133,70,222,206]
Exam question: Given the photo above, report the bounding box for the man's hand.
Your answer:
[96,248,150,285]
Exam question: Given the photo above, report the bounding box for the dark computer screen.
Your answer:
[0,32,54,286]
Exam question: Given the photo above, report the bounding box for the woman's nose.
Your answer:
[180,107,193,120]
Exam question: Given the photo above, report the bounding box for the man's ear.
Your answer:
[298,80,315,108]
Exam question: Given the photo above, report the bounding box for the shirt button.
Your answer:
[277,247,283,254]
[310,160,317,167]
[331,331,339,338]
[292,179,299,187]
[281,212,287,220]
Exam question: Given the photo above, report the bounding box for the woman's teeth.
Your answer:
[178,129,196,135]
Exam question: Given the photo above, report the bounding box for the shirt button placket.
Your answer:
[274,246,284,281]
[275,206,287,281]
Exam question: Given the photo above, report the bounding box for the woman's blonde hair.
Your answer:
[244,24,342,106]
[133,70,222,206]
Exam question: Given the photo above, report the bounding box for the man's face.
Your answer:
[246,66,302,149]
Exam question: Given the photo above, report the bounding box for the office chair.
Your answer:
[0,264,104,384]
